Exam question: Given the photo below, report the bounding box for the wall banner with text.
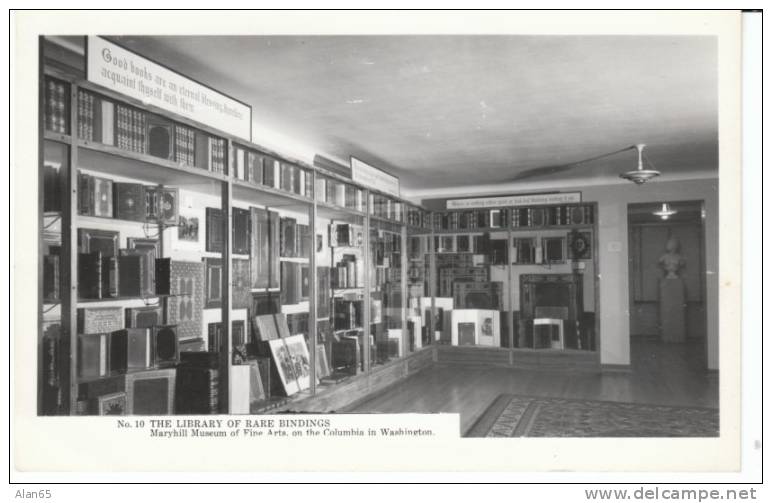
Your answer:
[446,192,582,209]
[350,157,400,198]
[86,36,252,141]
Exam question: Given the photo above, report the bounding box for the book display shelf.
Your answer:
[416,205,599,352]
[37,40,437,416]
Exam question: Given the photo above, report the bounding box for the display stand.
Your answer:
[659,277,686,343]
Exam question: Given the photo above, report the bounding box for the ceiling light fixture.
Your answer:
[652,203,677,220]
[619,144,661,185]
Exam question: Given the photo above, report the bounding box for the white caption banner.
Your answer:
[351,156,400,198]
[447,192,582,209]
[87,36,251,141]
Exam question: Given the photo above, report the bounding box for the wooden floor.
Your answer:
[348,336,718,434]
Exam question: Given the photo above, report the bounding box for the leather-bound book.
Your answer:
[43,254,60,302]
[77,306,122,334]
[153,325,179,368]
[120,249,152,297]
[194,130,210,171]
[262,156,276,187]
[78,333,110,378]
[205,207,224,253]
[154,257,172,296]
[232,258,251,309]
[113,183,146,221]
[179,338,206,353]
[78,251,103,300]
[110,327,153,373]
[267,210,280,288]
[232,207,250,255]
[77,172,95,216]
[159,188,178,225]
[247,151,263,185]
[316,267,331,318]
[250,291,281,316]
[458,322,476,346]
[280,261,299,305]
[300,264,309,301]
[43,163,61,212]
[101,255,119,298]
[117,254,144,297]
[125,306,163,329]
[250,206,270,289]
[280,217,297,258]
[176,365,219,414]
[93,176,113,218]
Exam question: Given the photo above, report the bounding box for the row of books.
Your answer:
[433,235,491,254]
[333,299,364,331]
[74,89,227,174]
[77,90,149,154]
[406,206,430,229]
[316,176,366,211]
[174,124,196,167]
[370,193,403,222]
[45,78,68,134]
[208,137,226,175]
[77,325,179,379]
[432,204,595,231]
[332,254,360,290]
[329,223,364,248]
[372,266,402,291]
[233,145,314,198]
[279,217,311,259]
[77,171,178,224]
[77,251,151,300]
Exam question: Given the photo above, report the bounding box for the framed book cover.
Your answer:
[146,116,174,160]
[124,306,163,329]
[232,258,251,309]
[203,257,223,309]
[95,392,127,416]
[568,230,592,260]
[77,251,103,300]
[163,260,203,340]
[250,291,281,316]
[78,228,119,257]
[158,187,179,226]
[205,207,224,253]
[279,217,297,258]
[113,182,147,222]
[126,237,159,294]
[267,335,313,396]
[232,207,250,255]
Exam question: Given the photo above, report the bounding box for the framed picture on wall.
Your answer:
[542,236,566,264]
[267,335,313,396]
[78,228,119,257]
[178,215,199,242]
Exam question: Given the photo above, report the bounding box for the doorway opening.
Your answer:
[627,201,709,371]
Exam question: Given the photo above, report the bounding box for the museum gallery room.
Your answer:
[38,34,719,437]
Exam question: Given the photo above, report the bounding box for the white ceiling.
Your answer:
[110,35,718,194]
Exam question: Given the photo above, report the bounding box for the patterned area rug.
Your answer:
[465,394,719,437]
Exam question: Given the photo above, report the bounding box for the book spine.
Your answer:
[45,80,55,132]
[55,81,66,134]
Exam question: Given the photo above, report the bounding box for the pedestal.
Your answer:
[659,278,686,343]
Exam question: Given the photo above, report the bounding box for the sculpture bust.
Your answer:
[658,237,685,279]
